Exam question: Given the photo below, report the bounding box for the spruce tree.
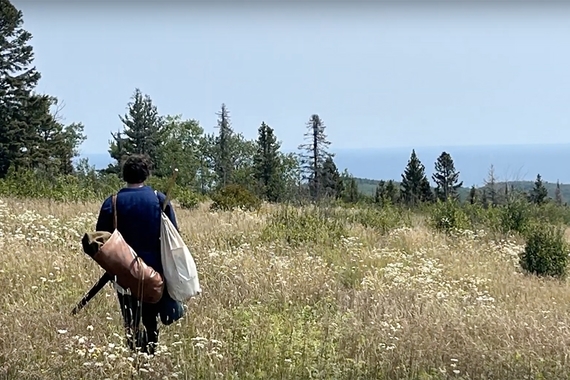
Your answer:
[298,114,332,201]
[253,122,283,202]
[528,173,548,205]
[400,149,431,206]
[375,180,386,204]
[24,95,85,176]
[107,88,164,174]
[345,176,359,203]
[320,156,343,199]
[385,180,398,205]
[213,103,234,188]
[432,151,463,201]
[555,180,563,206]
[0,0,42,177]
[468,185,477,204]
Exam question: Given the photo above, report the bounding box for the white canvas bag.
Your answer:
[156,191,201,302]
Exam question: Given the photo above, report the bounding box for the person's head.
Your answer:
[121,154,151,184]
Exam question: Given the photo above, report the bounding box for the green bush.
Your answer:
[260,206,348,246]
[339,205,411,235]
[498,195,533,235]
[428,199,469,234]
[176,188,206,210]
[210,184,261,212]
[519,222,570,279]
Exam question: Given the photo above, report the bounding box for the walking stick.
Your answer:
[71,272,113,315]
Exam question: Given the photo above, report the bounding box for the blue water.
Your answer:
[79,143,570,187]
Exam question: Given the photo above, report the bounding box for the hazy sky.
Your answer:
[11,1,570,155]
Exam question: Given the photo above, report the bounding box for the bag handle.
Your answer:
[112,194,118,230]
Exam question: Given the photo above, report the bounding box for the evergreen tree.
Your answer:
[196,132,217,194]
[420,176,434,203]
[400,149,431,206]
[212,103,238,188]
[375,180,386,204]
[22,95,85,176]
[468,185,477,204]
[432,151,463,201]
[481,188,489,208]
[320,156,343,199]
[0,0,42,177]
[555,180,563,206]
[253,122,283,202]
[385,180,398,205]
[107,88,164,174]
[528,173,548,205]
[298,114,332,201]
[345,176,359,203]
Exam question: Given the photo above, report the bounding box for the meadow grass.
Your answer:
[1,197,570,379]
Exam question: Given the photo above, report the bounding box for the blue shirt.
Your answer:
[95,185,179,275]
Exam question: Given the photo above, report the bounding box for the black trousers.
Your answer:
[117,291,161,354]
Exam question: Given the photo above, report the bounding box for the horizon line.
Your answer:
[79,141,570,156]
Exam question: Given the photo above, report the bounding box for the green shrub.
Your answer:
[428,199,469,234]
[519,222,570,279]
[498,195,533,235]
[339,205,411,235]
[210,184,261,212]
[261,206,348,246]
[176,189,204,210]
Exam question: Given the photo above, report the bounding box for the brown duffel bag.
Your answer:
[81,194,164,304]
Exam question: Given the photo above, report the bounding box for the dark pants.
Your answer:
[117,292,161,354]
[117,289,184,354]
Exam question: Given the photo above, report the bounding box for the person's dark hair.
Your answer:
[121,154,151,184]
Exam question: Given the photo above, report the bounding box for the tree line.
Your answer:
[0,0,561,210]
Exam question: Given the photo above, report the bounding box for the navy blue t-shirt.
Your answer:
[95,185,179,275]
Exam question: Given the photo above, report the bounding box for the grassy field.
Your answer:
[2,197,570,379]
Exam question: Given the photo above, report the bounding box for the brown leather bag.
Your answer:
[82,194,165,304]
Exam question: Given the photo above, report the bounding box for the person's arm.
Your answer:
[95,197,113,232]
[165,201,179,232]
[158,191,180,232]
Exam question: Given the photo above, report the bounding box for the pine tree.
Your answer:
[213,103,234,188]
[253,122,283,202]
[107,88,164,174]
[0,0,43,177]
[528,173,548,205]
[555,180,563,206]
[298,114,332,201]
[320,156,343,199]
[481,189,489,208]
[375,180,386,204]
[385,180,398,205]
[346,177,359,203]
[432,151,463,201]
[468,185,477,204]
[24,95,85,176]
[400,149,431,206]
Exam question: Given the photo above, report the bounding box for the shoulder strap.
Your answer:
[111,194,118,230]
[155,190,167,213]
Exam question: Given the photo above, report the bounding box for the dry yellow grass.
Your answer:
[1,196,570,379]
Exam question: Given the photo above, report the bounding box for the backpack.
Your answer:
[155,191,202,302]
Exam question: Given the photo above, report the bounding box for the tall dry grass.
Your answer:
[1,196,570,379]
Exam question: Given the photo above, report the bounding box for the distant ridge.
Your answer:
[79,143,570,192]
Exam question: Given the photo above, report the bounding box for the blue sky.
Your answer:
[12,1,570,155]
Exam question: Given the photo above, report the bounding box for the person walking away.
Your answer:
[95,154,184,354]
